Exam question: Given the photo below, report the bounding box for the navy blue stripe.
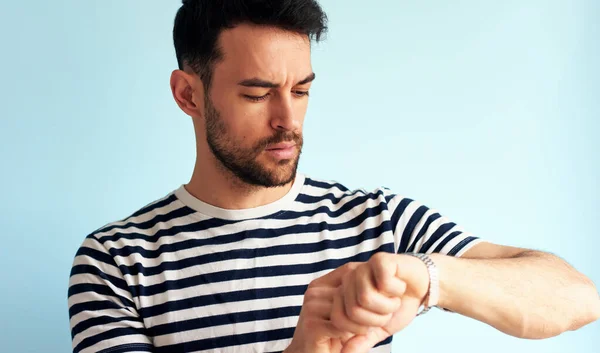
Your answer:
[295,188,367,205]
[141,284,307,318]
[419,222,457,253]
[265,190,386,221]
[390,197,413,252]
[150,305,301,337]
[68,283,134,309]
[375,336,393,348]
[304,177,350,192]
[129,194,179,218]
[96,217,238,244]
[93,206,197,237]
[133,245,387,298]
[92,194,179,235]
[397,204,428,253]
[73,325,150,353]
[406,213,442,253]
[74,238,115,266]
[70,264,129,294]
[447,236,478,256]
[72,315,142,339]
[110,201,391,260]
[155,327,295,353]
[119,219,392,277]
[97,343,154,353]
[69,300,128,319]
[432,231,462,253]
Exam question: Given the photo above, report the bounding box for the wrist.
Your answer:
[428,253,452,310]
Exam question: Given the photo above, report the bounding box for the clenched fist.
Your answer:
[332,252,429,353]
[285,252,431,353]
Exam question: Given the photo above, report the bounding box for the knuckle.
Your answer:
[380,313,393,325]
[344,262,360,272]
[371,252,388,265]
[357,290,373,307]
[370,253,388,274]
[303,287,321,301]
[377,277,394,293]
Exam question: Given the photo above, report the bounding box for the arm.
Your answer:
[69,235,154,353]
[431,241,600,339]
[326,243,600,353]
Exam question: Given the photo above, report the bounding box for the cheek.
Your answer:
[223,104,269,142]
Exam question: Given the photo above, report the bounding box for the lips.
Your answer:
[264,142,297,160]
[266,142,296,150]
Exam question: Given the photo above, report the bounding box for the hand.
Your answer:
[331,252,430,353]
[285,262,371,353]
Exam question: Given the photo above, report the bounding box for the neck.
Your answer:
[185,150,295,210]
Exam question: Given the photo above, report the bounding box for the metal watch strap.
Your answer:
[407,253,439,316]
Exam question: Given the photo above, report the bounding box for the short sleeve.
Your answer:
[68,235,154,353]
[384,192,482,257]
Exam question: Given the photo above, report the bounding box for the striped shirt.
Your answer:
[68,174,481,353]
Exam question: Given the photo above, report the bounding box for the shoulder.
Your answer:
[300,175,398,205]
[85,189,184,249]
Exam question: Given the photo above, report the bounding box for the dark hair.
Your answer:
[173,0,328,90]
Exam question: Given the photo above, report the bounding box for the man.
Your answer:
[67,1,600,352]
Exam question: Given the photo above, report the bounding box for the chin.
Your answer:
[260,159,298,186]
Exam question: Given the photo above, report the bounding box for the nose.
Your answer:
[270,94,300,132]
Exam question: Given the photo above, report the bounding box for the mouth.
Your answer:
[265,142,296,151]
[264,142,297,160]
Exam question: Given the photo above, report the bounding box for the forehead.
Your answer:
[214,23,312,82]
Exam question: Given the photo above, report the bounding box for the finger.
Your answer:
[354,264,402,315]
[303,285,337,304]
[376,277,407,298]
[382,296,422,334]
[341,327,389,353]
[344,268,393,326]
[305,298,334,320]
[370,254,408,297]
[309,262,362,288]
[330,287,371,335]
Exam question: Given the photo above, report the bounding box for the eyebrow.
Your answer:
[238,72,316,88]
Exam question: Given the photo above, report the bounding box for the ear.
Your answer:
[170,69,204,119]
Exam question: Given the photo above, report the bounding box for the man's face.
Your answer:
[200,24,314,188]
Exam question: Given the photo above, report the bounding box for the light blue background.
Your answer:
[0,0,598,352]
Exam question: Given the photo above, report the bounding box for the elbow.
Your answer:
[515,316,563,340]
[566,278,600,332]
[517,279,600,339]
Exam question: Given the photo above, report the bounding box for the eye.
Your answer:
[244,93,270,102]
[293,90,310,97]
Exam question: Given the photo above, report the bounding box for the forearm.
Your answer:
[430,251,600,339]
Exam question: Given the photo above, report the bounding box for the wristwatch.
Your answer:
[407,252,440,316]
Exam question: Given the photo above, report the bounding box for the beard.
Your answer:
[204,95,303,188]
